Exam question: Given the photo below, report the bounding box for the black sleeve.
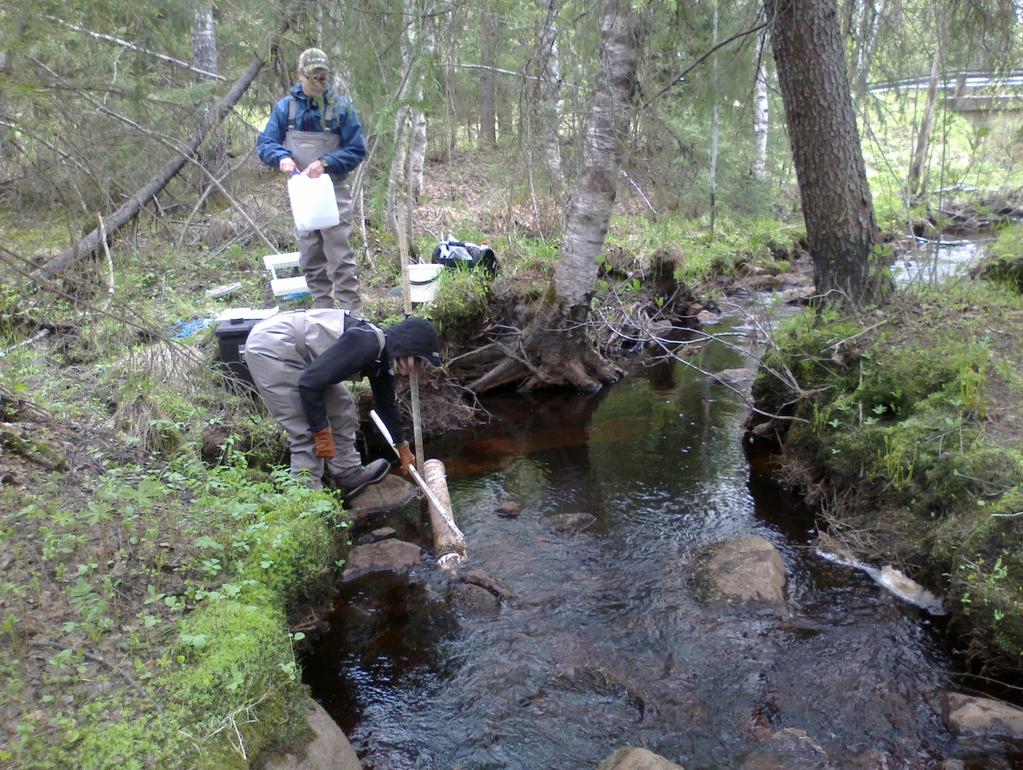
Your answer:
[367,362,405,446]
[298,327,380,432]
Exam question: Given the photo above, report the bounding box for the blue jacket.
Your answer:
[256,84,366,176]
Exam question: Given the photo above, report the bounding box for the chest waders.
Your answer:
[245,310,385,487]
[285,96,360,312]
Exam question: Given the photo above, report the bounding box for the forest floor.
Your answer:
[3,148,1023,767]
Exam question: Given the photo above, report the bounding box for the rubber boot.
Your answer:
[330,458,390,500]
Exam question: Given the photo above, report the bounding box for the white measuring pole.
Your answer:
[370,410,466,573]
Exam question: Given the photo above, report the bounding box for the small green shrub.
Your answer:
[427,267,492,336]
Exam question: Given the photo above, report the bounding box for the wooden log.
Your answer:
[421,459,466,574]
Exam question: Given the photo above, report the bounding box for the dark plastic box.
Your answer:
[214,317,261,388]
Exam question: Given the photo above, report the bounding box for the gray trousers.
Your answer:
[298,179,361,311]
[244,317,361,487]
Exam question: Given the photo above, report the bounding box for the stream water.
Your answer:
[304,266,1021,769]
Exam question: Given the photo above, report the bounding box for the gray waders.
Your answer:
[285,97,360,312]
[245,309,384,488]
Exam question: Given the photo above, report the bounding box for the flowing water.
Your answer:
[894,236,987,286]
[304,290,1022,769]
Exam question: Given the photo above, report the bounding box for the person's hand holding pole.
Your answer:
[397,442,415,475]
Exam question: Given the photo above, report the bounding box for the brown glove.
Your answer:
[312,427,336,460]
[397,442,415,476]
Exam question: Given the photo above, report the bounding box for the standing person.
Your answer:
[257,48,367,311]
[244,309,441,498]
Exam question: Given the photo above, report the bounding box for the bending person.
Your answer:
[257,48,366,311]
[245,310,441,498]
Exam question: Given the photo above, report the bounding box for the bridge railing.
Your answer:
[869,70,1023,95]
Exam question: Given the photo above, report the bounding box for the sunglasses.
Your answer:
[304,72,328,83]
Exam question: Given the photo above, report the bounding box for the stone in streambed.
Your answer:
[693,535,787,609]
[347,475,416,520]
[597,746,685,770]
[495,500,521,518]
[341,539,422,583]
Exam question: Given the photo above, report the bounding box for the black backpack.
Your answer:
[431,239,498,276]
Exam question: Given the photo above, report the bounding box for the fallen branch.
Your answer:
[45,15,228,81]
[30,2,307,283]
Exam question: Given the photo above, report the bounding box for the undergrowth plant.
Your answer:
[1,436,351,768]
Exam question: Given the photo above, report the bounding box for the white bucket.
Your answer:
[287,174,340,231]
[408,263,444,303]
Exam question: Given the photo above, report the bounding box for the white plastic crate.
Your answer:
[262,252,309,298]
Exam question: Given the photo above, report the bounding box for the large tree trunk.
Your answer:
[479,6,497,148]
[470,0,638,394]
[30,2,306,283]
[765,0,888,307]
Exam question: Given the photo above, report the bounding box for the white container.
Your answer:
[408,263,444,303]
[287,174,340,231]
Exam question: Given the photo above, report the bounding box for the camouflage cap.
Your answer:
[298,48,329,76]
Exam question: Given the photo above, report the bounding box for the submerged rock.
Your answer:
[496,500,521,518]
[547,512,597,533]
[341,539,422,583]
[741,727,832,770]
[694,535,787,608]
[356,527,396,545]
[597,746,685,770]
[462,568,514,600]
[553,665,652,722]
[448,582,500,617]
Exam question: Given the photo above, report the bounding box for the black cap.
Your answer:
[385,317,441,367]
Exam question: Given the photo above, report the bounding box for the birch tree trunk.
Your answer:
[709,0,720,235]
[752,29,770,181]
[536,0,564,184]
[479,6,497,148]
[410,17,431,201]
[469,0,639,394]
[908,12,949,198]
[191,2,226,177]
[766,0,888,307]
[386,0,419,244]
[441,8,459,160]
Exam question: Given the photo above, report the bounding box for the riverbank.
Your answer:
[748,231,1023,673]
